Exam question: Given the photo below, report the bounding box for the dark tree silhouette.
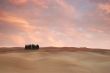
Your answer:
[36,44,39,50]
[25,44,39,50]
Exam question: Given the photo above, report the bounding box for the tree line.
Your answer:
[25,44,39,50]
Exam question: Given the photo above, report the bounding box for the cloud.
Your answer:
[32,0,50,9]
[55,0,75,18]
[9,0,28,6]
[0,10,35,32]
[89,0,110,14]
[98,3,110,14]
[0,10,40,46]
[9,35,26,45]
[1,0,110,49]
[8,0,50,9]
[89,0,110,3]
[0,33,26,47]
[47,36,64,47]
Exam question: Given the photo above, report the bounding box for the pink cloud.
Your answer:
[0,10,35,32]
[32,0,50,9]
[55,0,76,18]
[0,33,25,47]
[9,0,28,6]
[98,3,110,14]
[9,0,50,9]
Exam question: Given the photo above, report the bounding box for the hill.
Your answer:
[0,47,110,73]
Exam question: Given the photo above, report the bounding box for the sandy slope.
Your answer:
[0,50,110,73]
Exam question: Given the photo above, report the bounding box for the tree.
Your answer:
[25,44,40,50]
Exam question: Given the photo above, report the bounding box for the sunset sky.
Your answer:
[0,0,110,49]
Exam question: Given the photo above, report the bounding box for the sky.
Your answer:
[0,0,110,49]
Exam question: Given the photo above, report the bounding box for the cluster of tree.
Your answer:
[25,44,39,50]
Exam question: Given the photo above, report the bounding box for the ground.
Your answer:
[0,47,110,73]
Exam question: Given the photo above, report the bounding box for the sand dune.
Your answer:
[0,47,110,73]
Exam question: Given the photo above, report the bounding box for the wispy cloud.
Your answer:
[98,3,110,14]
[9,0,28,6]
[0,0,110,48]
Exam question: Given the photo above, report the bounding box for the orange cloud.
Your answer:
[0,10,40,45]
[0,10,35,32]
[9,0,50,8]
[47,36,64,47]
[0,10,6,17]
[0,33,26,47]
[9,35,26,45]
[98,3,110,14]
[9,0,28,6]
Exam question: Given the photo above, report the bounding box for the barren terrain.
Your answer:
[0,47,110,73]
